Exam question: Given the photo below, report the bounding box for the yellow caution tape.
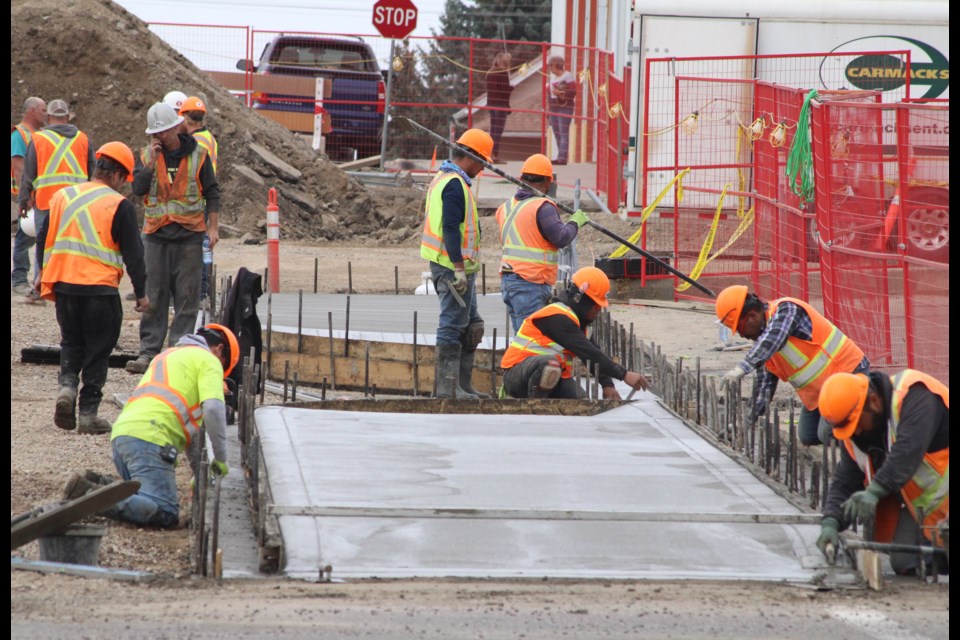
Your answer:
[675,183,729,292]
[609,168,690,259]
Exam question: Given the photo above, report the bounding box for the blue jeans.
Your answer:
[501,273,552,333]
[548,109,574,162]
[104,435,179,528]
[430,262,482,346]
[10,207,48,287]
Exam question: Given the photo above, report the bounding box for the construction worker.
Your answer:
[125,102,221,375]
[420,128,494,399]
[63,324,238,528]
[179,96,218,304]
[816,370,949,574]
[17,99,95,303]
[500,266,649,399]
[714,286,869,446]
[39,142,149,434]
[11,96,47,295]
[496,153,587,332]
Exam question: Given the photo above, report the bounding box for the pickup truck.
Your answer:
[238,36,386,160]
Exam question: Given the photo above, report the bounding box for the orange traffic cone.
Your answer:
[429,146,437,171]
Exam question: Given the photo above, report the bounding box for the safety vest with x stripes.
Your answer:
[10,123,34,196]
[501,302,581,378]
[496,196,561,285]
[842,370,949,546]
[113,346,226,451]
[419,171,481,273]
[39,182,125,301]
[31,129,90,209]
[763,297,864,410]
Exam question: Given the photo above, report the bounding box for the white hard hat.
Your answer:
[163,90,187,112]
[19,208,37,237]
[145,102,184,135]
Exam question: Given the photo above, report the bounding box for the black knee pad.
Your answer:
[460,320,485,353]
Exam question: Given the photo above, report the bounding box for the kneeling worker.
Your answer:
[815,370,948,574]
[500,266,649,399]
[714,285,869,445]
[62,324,238,528]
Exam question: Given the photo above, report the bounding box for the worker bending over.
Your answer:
[816,370,948,574]
[715,286,869,445]
[500,266,648,399]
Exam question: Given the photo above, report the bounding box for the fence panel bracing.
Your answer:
[812,100,948,384]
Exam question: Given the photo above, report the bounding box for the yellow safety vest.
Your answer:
[11,122,33,196]
[192,129,218,174]
[419,171,481,274]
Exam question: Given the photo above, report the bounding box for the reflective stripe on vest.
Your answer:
[419,171,480,271]
[126,347,205,445]
[44,183,124,270]
[32,130,89,208]
[764,298,864,410]
[11,123,32,195]
[193,129,218,174]
[501,302,580,378]
[496,196,561,285]
[141,145,207,232]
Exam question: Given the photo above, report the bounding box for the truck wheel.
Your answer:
[902,186,949,262]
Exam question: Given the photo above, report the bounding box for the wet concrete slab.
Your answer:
[255,390,821,581]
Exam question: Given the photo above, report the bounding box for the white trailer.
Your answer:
[623,0,949,214]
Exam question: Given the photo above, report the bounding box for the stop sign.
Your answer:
[372,0,418,40]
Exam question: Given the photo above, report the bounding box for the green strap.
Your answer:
[786,89,818,205]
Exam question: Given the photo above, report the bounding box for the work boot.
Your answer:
[84,469,117,486]
[54,386,78,431]
[77,413,112,435]
[12,282,32,296]
[458,350,490,398]
[62,472,98,501]
[434,344,476,399]
[125,354,153,374]
[527,361,562,398]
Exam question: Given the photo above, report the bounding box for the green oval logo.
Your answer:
[845,54,908,91]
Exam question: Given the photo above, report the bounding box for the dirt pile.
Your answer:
[10,0,425,243]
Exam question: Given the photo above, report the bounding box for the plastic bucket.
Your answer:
[38,524,107,565]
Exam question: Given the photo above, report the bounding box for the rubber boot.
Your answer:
[434,344,476,399]
[459,350,489,398]
[54,386,78,430]
[62,472,98,501]
[527,361,562,398]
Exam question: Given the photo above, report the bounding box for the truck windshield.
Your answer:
[272,44,372,72]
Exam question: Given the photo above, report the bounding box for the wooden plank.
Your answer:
[338,155,382,170]
[256,110,329,135]
[859,549,884,591]
[206,71,333,98]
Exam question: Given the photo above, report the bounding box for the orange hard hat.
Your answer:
[457,128,494,161]
[179,96,206,115]
[521,153,553,178]
[95,141,135,182]
[715,285,749,330]
[572,266,610,308]
[202,323,239,378]
[818,373,870,440]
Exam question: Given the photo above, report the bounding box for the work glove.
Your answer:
[722,365,747,386]
[816,517,841,559]
[210,460,229,478]
[841,481,889,527]
[451,269,468,296]
[569,209,589,228]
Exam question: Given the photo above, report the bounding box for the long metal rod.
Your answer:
[396,116,715,297]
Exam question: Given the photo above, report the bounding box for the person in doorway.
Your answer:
[39,142,149,434]
[714,285,869,445]
[179,96,219,304]
[547,55,576,165]
[62,324,238,528]
[486,52,513,164]
[420,128,494,398]
[125,102,220,375]
[11,96,47,295]
[815,370,948,575]
[500,266,649,399]
[497,153,587,332]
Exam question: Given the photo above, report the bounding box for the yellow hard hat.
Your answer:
[715,285,749,330]
[457,128,494,161]
[819,373,870,440]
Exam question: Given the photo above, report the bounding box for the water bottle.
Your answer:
[202,234,213,266]
[719,323,731,345]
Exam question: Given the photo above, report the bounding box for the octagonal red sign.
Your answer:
[372,0,418,40]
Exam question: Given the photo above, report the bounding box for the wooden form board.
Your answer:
[206,71,332,134]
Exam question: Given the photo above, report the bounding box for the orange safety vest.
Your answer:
[496,196,561,285]
[419,171,481,273]
[125,346,206,446]
[501,302,581,378]
[764,298,864,410]
[841,370,949,546]
[140,144,208,234]
[10,122,34,196]
[31,129,90,209]
[192,129,218,174]
[40,182,125,301]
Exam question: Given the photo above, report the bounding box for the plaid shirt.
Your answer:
[740,301,869,405]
